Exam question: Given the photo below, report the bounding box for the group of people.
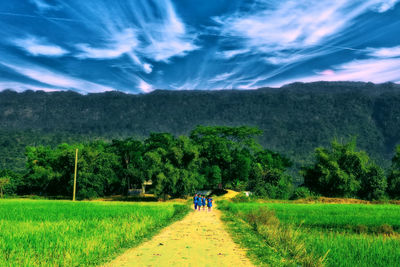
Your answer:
[193,194,213,211]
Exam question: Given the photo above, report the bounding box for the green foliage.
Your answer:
[302,139,387,200]
[0,177,9,198]
[247,150,293,199]
[190,125,262,189]
[111,138,145,194]
[0,200,189,266]
[292,186,314,199]
[388,145,400,198]
[0,170,21,196]
[23,142,121,199]
[15,126,294,199]
[359,164,387,200]
[231,192,253,203]
[144,133,201,199]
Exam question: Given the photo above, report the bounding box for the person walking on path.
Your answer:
[202,195,206,211]
[193,194,198,210]
[197,195,202,211]
[207,196,213,211]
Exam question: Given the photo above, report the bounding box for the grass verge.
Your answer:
[0,199,190,267]
[218,200,326,266]
[219,201,400,267]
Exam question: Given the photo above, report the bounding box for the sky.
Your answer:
[0,0,400,94]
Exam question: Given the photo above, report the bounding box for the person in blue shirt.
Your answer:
[207,196,213,211]
[197,195,202,211]
[193,194,198,210]
[201,195,206,210]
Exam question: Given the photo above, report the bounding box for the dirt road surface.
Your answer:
[104,198,254,267]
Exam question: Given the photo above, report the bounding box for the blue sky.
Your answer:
[0,0,400,93]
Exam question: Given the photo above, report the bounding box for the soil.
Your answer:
[104,191,254,267]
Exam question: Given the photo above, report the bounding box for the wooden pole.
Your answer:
[73,149,78,201]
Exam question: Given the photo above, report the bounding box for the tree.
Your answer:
[388,145,400,198]
[0,176,10,198]
[111,138,145,194]
[247,150,293,199]
[190,125,262,188]
[359,164,387,200]
[144,133,201,199]
[24,142,121,198]
[302,138,386,199]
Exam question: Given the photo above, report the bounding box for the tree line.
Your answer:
[0,126,399,200]
[1,81,400,179]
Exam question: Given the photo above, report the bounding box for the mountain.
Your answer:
[1,81,400,177]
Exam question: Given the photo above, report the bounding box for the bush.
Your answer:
[377,224,394,235]
[246,207,280,231]
[291,186,313,199]
[231,192,252,203]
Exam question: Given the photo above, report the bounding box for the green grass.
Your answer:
[218,201,400,267]
[0,199,189,267]
[225,203,400,233]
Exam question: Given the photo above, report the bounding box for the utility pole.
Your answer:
[73,149,78,201]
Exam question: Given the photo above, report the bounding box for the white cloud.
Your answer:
[75,28,138,60]
[1,61,115,93]
[367,45,400,58]
[12,36,68,57]
[217,49,250,59]
[209,72,236,83]
[69,0,197,72]
[373,0,400,12]
[138,0,199,62]
[29,0,59,12]
[137,79,154,93]
[276,57,400,86]
[143,63,153,74]
[214,0,399,65]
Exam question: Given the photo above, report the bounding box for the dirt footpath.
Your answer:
[104,203,255,267]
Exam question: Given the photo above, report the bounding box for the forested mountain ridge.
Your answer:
[1,81,400,173]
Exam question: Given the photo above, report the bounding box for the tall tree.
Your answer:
[190,125,262,188]
[388,145,400,199]
[111,138,144,194]
[302,138,386,199]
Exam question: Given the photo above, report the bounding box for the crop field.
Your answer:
[0,199,189,267]
[219,201,400,267]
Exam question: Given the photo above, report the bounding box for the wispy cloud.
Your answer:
[276,57,400,86]
[29,0,59,12]
[67,0,198,73]
[209,72,236,83]
[216,49,250,59]
[374,0,400,12]
[136,0,199,62]
[137,78,154,93]
[214,0,399,64]
[75,28,138,60]
[12,36,69,57]
[367,45,400,58]
[1,61,115,93]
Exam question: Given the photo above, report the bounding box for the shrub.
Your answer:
[377,224,394,235]
[231,192,252,203]
[292,186,313,199]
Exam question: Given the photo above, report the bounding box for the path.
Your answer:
[104,198,254,267]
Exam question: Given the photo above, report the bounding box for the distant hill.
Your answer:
[1,81,400,178]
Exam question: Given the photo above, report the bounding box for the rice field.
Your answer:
[219,201,400,267]
[0,199,189,267]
